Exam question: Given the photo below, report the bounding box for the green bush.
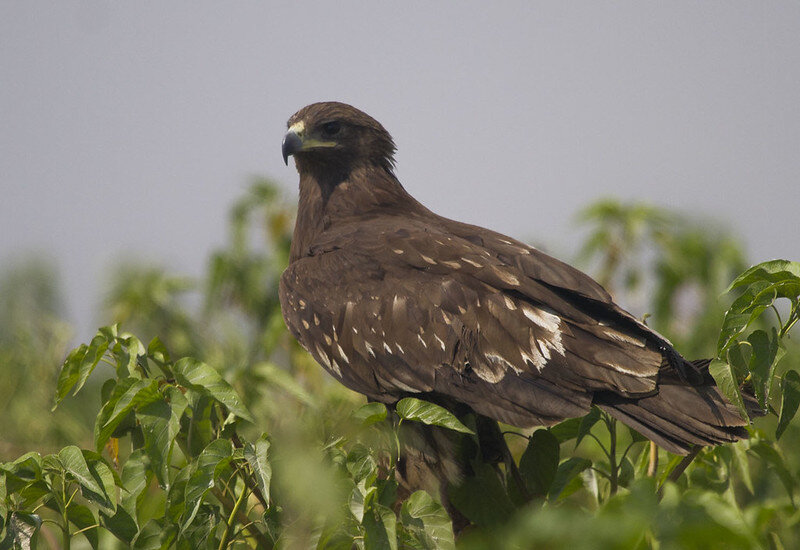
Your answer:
[1,180,799,548]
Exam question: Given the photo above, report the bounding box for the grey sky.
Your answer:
[2,3,798,342]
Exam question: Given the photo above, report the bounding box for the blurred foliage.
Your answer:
[0,259,95,457]
[1,181,799,549]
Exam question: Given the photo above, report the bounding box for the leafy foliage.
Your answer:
[1,183,799,548]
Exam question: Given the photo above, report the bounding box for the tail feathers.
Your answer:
[595,382,752,456]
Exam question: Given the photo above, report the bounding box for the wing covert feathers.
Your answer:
[281,101,752,456]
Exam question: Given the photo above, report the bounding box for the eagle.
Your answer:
[278,101,750,456]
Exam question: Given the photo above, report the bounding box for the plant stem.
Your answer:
[212,486,273,549]
[219,483,249,550]
[60,473,71,550]
[657,446,701,497]
[647,441,659,477]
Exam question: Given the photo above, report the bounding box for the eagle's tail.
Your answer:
[594,359,762,455]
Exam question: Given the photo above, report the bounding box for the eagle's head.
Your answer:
[282,102,396,175]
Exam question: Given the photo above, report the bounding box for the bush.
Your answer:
[1,180,799,548]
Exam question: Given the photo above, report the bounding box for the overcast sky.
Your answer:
[2,3,798,342]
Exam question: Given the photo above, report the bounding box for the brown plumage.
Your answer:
[279,101,751,455]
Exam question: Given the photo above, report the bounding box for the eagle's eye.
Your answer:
[321,121,342,137]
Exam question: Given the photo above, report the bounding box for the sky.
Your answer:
[2,3,799,342]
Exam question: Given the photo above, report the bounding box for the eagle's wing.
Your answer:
[279,217,666,427]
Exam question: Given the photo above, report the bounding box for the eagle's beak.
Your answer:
[282,130,303,165]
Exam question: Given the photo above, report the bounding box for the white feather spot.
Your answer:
[392,295,406,316]
[396,344,404,354]
[462,257,482,268]
[364,341,376,358]
[503,295,517,310]
[441,260,461,269]
[316,345,337,375]
[602,328,645,347]
[486,352,519,374]
[491,267,520,286]
[528,328,565,369]
[323,334,332,346]
[521,305,561,332]
[417,334,428,348]
[329,358,342,377]
[393,249,404,254]
[434,335,446,352]
[353,327,359,334]
[298,299,306,309]
[301,319,310,329]
[521,348,546,371]
[336,344,349,363]
[420,254,437,265]
[383,342,392,353]
[604,361,646,376]
[313,314,320,326]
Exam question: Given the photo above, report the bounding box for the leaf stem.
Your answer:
[61,472,71,550]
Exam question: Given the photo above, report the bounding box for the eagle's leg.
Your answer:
[395,420,473,535]
[474,415,532,503]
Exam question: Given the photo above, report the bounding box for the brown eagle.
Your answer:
[279,101,749,456]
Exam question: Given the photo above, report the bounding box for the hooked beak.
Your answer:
[282,130,303,165]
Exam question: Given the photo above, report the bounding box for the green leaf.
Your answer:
[549,457,592,501]
[54,329,116,409]
[109,334,147,378]
[59,446,108,505]
[95,378,160,452]
[731,442,754,494]
[519,429,560,497]
[350,479,371,523]
[101,507,139,545]
[182,439,234,529]
[244,434,272,503]
[363,500,397,550]
[4,512,42,550]
[12,480,51,510]
[448,461,514,527]
[709,359,747,422]
[172,358,253,422]
[726,260,800,293]
[121,449,149,516]
[133,518,177,549]
[777,370,800,440]
[147,336,171,367]
[82,452,118,512]
[717,281,775,355]
[347,444,377,483]
[67,503,99,550]
[351,402,388,428]
[549,416,582,442]
[747,329,780,407]
[575,406,601,448]
[7,452,43,481]
[396,398,473,434]
[54,344,87,407]
[748,442,795,502]
[137,386,188,489]
[400,490,455,550]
